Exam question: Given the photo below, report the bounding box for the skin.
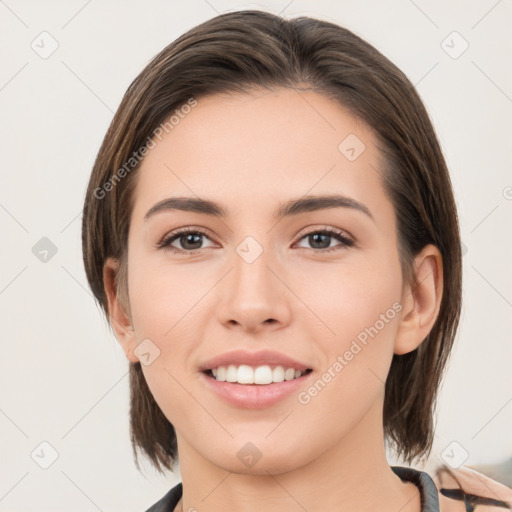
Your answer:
[103,87,443,512]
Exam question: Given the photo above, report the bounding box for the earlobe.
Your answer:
[394,244,444,355]
[103,257,139,363]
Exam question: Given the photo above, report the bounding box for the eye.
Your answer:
[294,227,354,253]
[157,226,354,254]
[157,228,215,253]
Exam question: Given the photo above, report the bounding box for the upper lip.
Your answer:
[200,349,312,372]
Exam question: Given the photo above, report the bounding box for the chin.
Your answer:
[217,453,304,476]
[203,437,311,476]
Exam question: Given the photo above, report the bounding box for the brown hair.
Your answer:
[82,9,462,473]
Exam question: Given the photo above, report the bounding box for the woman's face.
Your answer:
[122,87,410,473]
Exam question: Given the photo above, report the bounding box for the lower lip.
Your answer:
[200,371,313,409]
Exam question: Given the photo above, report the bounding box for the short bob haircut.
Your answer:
[82,10,462,473]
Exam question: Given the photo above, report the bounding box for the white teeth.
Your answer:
[254,365,272,384]
[210,365,307,385]
[226,365,238,382]
[284,368,295,381]
[272,366,285,382]
[237,364,254,384]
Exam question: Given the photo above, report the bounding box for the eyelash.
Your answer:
[156,226,355,255]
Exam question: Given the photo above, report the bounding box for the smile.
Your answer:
[207,364,312,385]
[201,367,314,409]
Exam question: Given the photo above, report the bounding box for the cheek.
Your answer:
[128,254,199,336]
[296,255,403,417]
[126,254,209,420]
[292,264,402,444]
[298,253,403,345]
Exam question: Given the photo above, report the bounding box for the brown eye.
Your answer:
[295,228,354,253]
[158,228,214,252]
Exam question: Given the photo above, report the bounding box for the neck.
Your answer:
[175,400,421,512]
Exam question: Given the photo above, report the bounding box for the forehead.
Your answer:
[132,87,387,220]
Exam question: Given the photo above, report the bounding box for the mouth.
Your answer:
[204,364,313,385]
[200,364,314,409]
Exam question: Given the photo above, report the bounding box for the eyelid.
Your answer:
[157,225,355,253]
[156,226,216,251]
[294,225,354,243]
[293,225,355,251]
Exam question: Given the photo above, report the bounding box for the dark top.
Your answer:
[144,466,439,512]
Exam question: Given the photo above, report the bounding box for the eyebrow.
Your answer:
[144,194,374,222]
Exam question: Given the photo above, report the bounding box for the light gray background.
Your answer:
[1,0,511,510]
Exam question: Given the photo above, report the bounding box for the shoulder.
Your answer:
[143,482,182,512]
[141,469,512,512]
[431,463,512,512]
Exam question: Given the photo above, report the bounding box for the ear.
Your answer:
[103,257,139,363]
[394,244,444,355]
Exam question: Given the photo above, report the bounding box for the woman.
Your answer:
[81,10,511,512]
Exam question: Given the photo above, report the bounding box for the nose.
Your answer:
[216,243,292,333]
